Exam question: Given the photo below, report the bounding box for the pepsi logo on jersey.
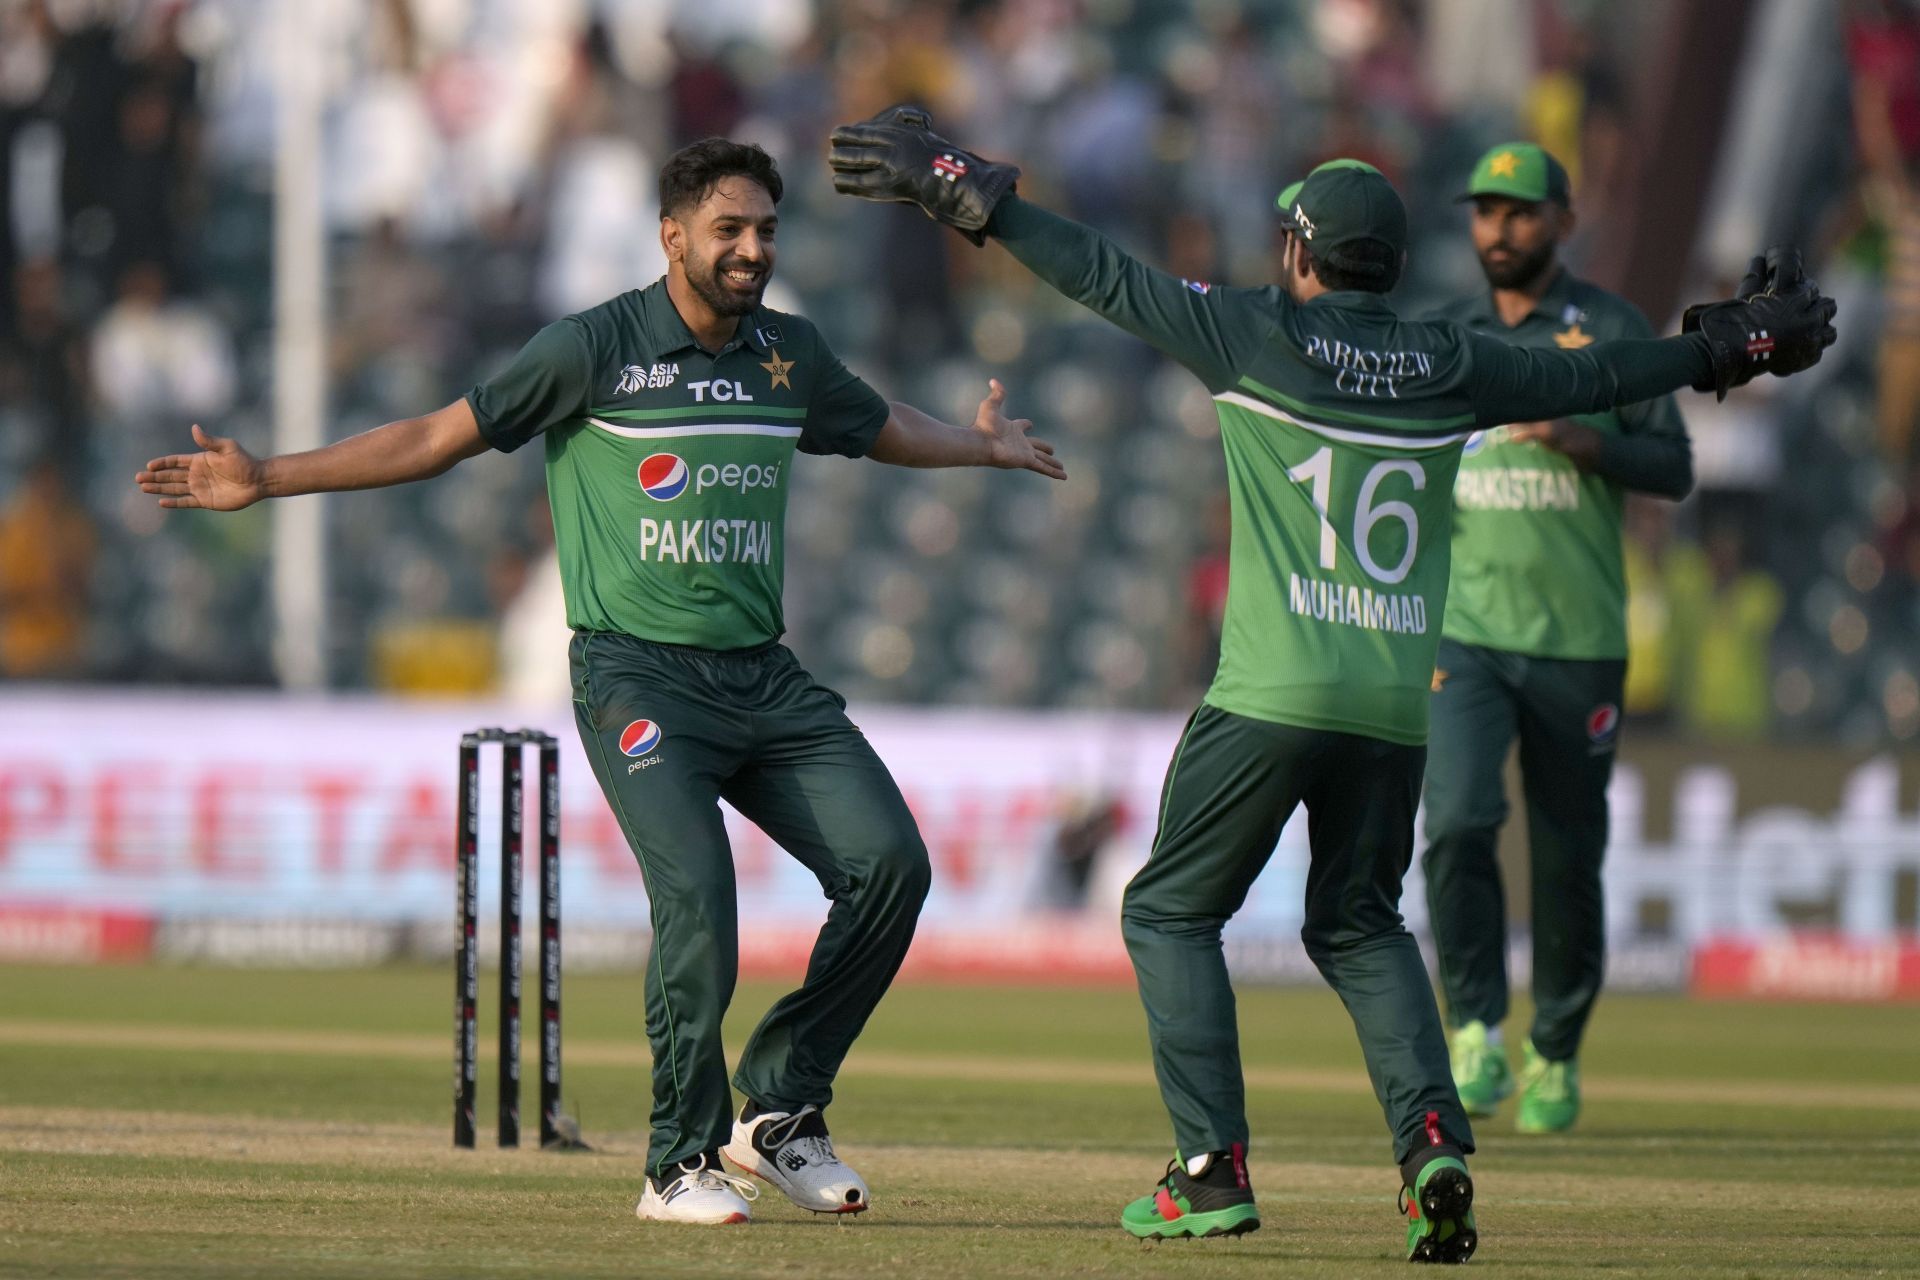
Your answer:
[638,454,690,501]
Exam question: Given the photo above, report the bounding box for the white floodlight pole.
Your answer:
[270,0,328,689]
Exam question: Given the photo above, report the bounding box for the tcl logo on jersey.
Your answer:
[638,453,690,501]
[686,380,754,402]
[695,461,781,494]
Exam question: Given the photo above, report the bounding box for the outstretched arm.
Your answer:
[1466,334,1714,431]
[1488,251,1828,476]
[984,197,1263,391]
[829,109,1263,391]
[867,379,1065,479]
[136,398,489,511]
[139,314,596,511]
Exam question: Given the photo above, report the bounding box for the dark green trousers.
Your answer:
[571,630,930,1176]
[1122,704,1472,1166]
[1420,638,1625,1061]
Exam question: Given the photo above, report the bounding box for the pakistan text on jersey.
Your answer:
[638,518,776,564]
[1454,468,1582,511]
[1303,335,1436,399]
[1288,572,1429,634]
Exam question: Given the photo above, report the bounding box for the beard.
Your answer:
[685,252,769,318]
[1478,238,1557,290]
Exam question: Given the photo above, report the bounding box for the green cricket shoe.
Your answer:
[1401,1115,1476,1264]
[1447,1021,1512,1118]
[1120,1146,1260,1240]
[1516,1041,1580,1134]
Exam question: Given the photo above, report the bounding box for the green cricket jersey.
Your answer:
[988,196,1712,744]
[1433,270,1691,660]
[466,281,888,650]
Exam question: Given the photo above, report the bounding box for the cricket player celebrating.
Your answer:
[136,139,1063,1226]
[1422,144,1693,1135]
[828,107,1834,1262]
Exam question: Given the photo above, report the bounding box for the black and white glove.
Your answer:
[828,105,1019,246]
[1681,248,1839,400]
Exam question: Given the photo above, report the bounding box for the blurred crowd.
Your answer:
[1,0,1917,744]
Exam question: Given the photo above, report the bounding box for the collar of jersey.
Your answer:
[640,277,776,357]
[1462,265,1578,330]
[1301,290,1398,315]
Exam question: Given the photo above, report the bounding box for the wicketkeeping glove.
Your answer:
[1680,247,1839,400]
[1680,252,1767,332]
[828,105,1019,246]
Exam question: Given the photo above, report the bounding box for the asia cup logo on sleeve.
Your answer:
[620,719,664,773]
[637,453,689,501]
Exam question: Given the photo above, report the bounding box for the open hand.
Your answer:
[136,424,267,511]
[975,379,1065,481]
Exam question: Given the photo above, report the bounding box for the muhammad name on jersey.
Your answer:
[1288,573,1430,634]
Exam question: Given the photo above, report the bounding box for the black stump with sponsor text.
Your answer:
[453,728,587,1150]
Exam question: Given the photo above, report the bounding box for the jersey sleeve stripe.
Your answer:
[1214,392,1474,451]
[587,417,805,440]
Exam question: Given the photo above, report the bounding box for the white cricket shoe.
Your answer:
[722,1104,869,1214]
[635,1152,757,1225]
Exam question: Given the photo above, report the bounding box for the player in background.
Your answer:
[828,107,1835,1262]
[1421,144,1693,1135]
[136,139,1063,1227]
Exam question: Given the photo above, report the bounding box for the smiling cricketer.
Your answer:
[136,137,1064,1226]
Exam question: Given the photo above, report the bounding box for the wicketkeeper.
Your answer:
[828,106,1835,1261]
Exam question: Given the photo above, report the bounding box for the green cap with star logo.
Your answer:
[1274,157,1383,215]
[1458,142,1571,206]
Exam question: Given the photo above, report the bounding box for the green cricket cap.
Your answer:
[1274,157,1382,214]
[1280,165,1408,286]
[1458,142,1571,206]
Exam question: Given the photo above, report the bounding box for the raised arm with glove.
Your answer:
[1682,249,1838,399]
[827,104,1839,406]
[828,106,1020,246]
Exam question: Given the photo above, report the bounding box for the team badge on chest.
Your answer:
[760,347,796,391]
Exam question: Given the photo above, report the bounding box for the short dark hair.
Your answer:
[1306,239,1401,292]
[658,138,783,219]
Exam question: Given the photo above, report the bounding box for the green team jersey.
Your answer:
[1433,270,1691,660]
[466,280,889,650]
[988,197,1712,744]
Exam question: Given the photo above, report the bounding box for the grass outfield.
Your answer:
[1,966,1916,1278]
